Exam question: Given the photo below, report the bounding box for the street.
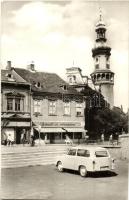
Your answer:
[1,159,128,200]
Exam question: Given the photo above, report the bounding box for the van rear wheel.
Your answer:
[79,166,87,177]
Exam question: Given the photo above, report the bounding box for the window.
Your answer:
[73,75,76,82]
[67,149,76,156]
[7,98,13,111]
[64,101,70,115]
[95,64,99,69]
[7,96,24,112]
[69,77,72,83]
[77,149,90,157]
[96,57,98,62]
[49,100,56,115]
[76,102,83,116]
[15,98,20,111]
[95,151,108,157]
[74,132,82,139]
[34,100,41,113]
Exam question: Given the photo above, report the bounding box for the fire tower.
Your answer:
[91,11,114,108]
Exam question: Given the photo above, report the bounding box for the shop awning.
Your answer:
[34,127,65,133]
[63,128,85,133]
[6,121,31,127]
[34,127,85,133]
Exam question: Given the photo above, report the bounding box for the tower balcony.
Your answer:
[91,71,114,85]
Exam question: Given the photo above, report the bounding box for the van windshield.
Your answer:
[95,151,108,157]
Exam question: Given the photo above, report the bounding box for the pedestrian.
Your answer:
[109,134,113,145]
[7,134,13,146]
[3,132,7,145]
[101,134,104,143]
[20,130,26,145]
[84,134,89,144]
[44,134,47,144]
[30,135,35,146]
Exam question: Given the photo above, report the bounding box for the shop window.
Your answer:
[64,101,70,115]
[34,100,41,114]
[74,132,82,139]
[49,100,56,115]
[76,102,83,116]
[54,133,61,140]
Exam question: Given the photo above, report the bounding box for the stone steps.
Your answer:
[1,145,68,168]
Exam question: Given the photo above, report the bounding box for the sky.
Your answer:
[1,0,129,112]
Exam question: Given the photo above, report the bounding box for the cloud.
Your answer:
[1,1,129,111]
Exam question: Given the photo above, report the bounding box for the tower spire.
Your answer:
[99,7,102,21]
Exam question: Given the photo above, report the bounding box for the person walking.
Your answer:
[109,134,113,145]
[101,134,104,144]
[20,130,26,146]
[7,134,13,146]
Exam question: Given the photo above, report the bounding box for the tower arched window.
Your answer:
[69,77,72,83]
[73,75,76,82]
[96,57,99,62]
[106,74,109,80]
[102,73,105,80]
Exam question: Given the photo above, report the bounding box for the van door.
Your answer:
[94,150,111,171]
[64,148,76,170]
[74,149,91,171]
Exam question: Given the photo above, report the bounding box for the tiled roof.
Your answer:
[14,68,81,95]
[1,69,28,83]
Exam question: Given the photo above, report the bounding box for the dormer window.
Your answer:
[63,85,68,90]
[73,75,76,82]
[37,82,41,88]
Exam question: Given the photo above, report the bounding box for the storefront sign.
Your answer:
[35,121,82,127]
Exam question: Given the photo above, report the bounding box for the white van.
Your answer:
[56,146,115,177]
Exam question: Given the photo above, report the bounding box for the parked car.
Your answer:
[56,146,115,177]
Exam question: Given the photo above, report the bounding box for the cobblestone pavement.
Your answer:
[1,159,128,200]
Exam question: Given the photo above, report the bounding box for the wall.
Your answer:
[119,134,129,160]
[107,134,129,161]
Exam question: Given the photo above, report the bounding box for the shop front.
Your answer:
[1,113,31,145]
[33,121,85,144]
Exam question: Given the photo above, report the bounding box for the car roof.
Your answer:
[71,145,107,151]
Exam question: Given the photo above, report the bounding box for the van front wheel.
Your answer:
[79,166,87,177]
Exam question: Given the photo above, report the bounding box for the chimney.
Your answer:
[27,61,35,71]
[6,61,12,70]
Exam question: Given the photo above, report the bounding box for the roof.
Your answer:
[1,69,29,84]
[71,145,107,151]
[14,68,82,95]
